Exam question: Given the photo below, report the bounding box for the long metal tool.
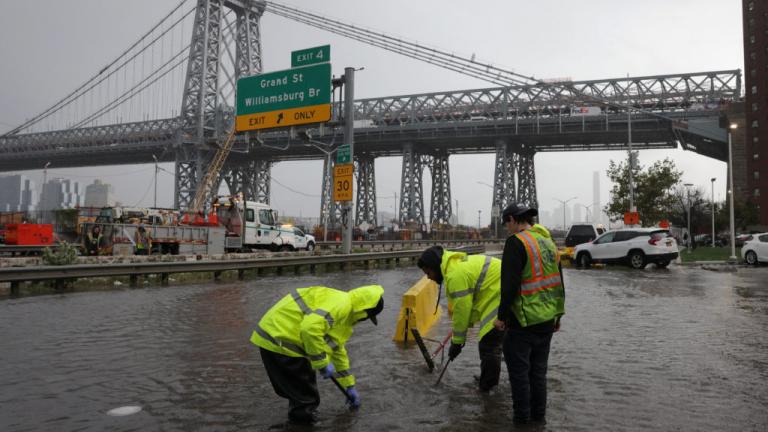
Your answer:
[434,358,452,386]
[329,376,358,411]
[410,328,435,371]
[431,331,453,360]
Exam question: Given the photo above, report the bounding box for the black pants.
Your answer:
[259,348,319,423]
[478,328,504,391]
[502,328,553,421]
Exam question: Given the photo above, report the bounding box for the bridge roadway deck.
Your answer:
[0,110,723,171]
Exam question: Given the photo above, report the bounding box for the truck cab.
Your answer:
[216,198,295,251]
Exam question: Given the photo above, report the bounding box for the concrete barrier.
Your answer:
[393,275,442,342]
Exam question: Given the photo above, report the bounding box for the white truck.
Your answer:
[215,199,316,252]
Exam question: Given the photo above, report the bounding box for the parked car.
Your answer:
[573,228,679,269]
[565,223,606,247]
[735,233,755,247]
[741,233,768,265]
[694,234,728,247]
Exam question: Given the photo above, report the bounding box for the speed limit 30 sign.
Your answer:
[333,163,354,201]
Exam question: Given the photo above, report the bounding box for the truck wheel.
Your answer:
[745,250,758,266]
[280,245,292,252]
[576,252,591,269]
[306,242,315,251]
[628,250,646,269]
[656,260,670,268]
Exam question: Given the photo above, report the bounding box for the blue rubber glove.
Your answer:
[318,363,335,379]
[345,386,361,409]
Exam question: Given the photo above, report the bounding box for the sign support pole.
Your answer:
[342,67,355,254]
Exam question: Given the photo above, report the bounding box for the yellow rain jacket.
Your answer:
[441,251,501,345]
[250,285,384,388]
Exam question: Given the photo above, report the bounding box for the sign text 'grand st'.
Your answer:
[236,62,331,131]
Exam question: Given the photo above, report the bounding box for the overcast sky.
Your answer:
[0,0,743,227]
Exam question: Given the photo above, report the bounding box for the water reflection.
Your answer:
[0,266,766,431]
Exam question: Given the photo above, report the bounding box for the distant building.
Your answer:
[39,178,81,211]
[572,204,582,223]
[743,0,768,226]
[0,174,36,213]
[84,179,114,207]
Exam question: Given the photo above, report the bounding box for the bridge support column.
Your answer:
[174,158,198,210]
[221,159,271,203]
[517,145,538,208]
[493,140,518,214]
[174,0,265,210]
[355,154,377,227]
[320,155,342,239]
[428,151,452,225]
[399,143,426,225]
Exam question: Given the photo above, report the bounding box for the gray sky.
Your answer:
[0,0,743,227]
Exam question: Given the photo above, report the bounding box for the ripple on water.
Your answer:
[1,267,767,431]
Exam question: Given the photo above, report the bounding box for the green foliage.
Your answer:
[605,153,683,226]
[42,242,79,265]
[715,198,760,232]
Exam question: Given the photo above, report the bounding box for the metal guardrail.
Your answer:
[317,239,501,250]
[0,245,486,294]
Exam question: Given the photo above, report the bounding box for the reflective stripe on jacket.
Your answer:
[250,285,384,388]
[440,251,501,345]
[511,226,565,327]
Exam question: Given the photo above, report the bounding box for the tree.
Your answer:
[715,198,760,232]
[669,185,708,248]
[605,153,683,226]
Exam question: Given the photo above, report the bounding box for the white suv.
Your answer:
[573,228,678,269]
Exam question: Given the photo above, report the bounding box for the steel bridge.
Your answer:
[0,0,741,228]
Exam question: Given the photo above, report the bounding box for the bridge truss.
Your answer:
[0,0,742,229]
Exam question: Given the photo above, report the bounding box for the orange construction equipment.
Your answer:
[4,224,54,245]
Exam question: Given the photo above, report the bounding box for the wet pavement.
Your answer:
[1,265,767,431]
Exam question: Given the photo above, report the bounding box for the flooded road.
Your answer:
[1,265,767,431]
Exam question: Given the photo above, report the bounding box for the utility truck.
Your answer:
[215,198,315,252]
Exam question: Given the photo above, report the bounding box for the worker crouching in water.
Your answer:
[250,285,385,424]
[418,246,504,392]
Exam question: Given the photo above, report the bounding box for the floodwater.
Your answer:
[1,265,767,431]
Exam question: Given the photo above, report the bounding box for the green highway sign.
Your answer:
[336,144,351,164]
[291,45,331,67]
[236,62,331,131]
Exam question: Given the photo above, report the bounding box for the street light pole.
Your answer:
[455,199,459,226]
[554,196,578,230]
[476,181,497,238]
[152,154,158,208]
[41,161,51,223]
[477,210,482,232]
[684,183,693,253]
[728,125,737,261]
[710,177,716,248]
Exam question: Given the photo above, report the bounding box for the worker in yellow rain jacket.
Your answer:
[250,285,384,424]
[418,246,504,392]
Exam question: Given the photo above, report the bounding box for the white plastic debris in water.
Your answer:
[106,406,142,416]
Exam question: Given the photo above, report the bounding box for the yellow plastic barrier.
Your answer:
[393,276,442,342]
[558,247,574,268]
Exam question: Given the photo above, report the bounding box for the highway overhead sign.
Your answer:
[291,45,330,67]
[236,62,331,132]
[336,144,351,164]
[333,163,354,202]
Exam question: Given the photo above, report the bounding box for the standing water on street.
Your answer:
[1,266,767,431]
